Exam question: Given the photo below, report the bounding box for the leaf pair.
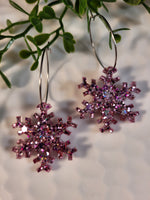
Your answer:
[20,33,51,70]
[29,3,43,33]
[109,28,130,49]
[30,5,57,33]
[20,33,50,56]
[28,33,50,47]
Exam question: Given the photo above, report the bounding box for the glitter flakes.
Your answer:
[76,66,141,133]
[12,102,77,172]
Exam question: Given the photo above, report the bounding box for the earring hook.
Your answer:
[89,13,117,69]
[39,48,50,104]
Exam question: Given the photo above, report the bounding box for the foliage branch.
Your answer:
[0,0,149,87]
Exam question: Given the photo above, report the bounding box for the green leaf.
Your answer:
[25,0,38,3]
[19,49,31,59]
[142,2,150,13]
[30,4,38,17]
[27,35,37,45]
[123,0,141,5]
[87,0,102,12]
[44,0,48,2]
[30,17,43,32]
[34,33,50,46]
[62,0,73,8]
[30,60,39,70]
[112,28,130,33]
[0,70,11,88]
[6,19,14,34]
[9,0,29,15]
[39,6,56,19]
[63,32,75,53]
[114,34,121,43]
[75,0,87,16]
[43,6,56,18]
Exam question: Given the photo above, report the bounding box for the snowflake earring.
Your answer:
[76,14,141,133]
[12,48,77,172]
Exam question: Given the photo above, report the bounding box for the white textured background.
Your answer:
[0,1,150,200]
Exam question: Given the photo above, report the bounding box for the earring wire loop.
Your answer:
[89,13,117,69]
[39,48,50,104]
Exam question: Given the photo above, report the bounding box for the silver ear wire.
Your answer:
[89,13,117,69]
[39,48,50,104]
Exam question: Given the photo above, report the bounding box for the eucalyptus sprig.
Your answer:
[0,0,149,88]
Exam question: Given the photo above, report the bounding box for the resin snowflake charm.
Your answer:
[76,66,141,133]
[12,102,77,172]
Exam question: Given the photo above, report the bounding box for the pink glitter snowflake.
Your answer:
[12,102,77,172]
[76,66,141,133]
